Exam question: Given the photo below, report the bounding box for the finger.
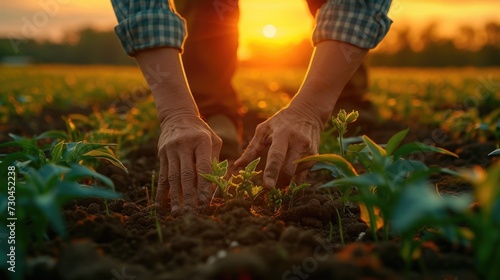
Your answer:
[263,137,289,189]
[196,142,213,207]
[167,151,181,212]
[292,169,309,185]
[156,155,170,210]
[212,134,222,162]
[179,147,196,212]
[234,126,268,168]
[276,146,303,188]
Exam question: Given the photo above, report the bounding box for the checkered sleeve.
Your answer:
[312,0,392,49]
[110,0,187,56]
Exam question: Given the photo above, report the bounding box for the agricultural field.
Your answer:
[1,65,499,280]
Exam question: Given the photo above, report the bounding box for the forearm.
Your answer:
[289,40,367,126]
[135,48,199,123]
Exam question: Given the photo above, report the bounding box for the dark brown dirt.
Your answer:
[2,108,494,280]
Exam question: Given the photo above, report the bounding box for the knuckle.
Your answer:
[167,173,181,184]
[269,152,286,163]
[197,162,211,174]
[266,164,280,178]
[255,123,267,135]
[213,134,222,146]
[181,170,196,180]
[294,135,312,149]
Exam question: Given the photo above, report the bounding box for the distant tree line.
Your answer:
[369,22,500,67]
[0,22,498,67]
[0,28,134,65]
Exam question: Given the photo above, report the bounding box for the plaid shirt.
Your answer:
[111,0,392,56]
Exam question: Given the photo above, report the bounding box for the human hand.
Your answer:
[156,115,222,212]
[234,105,323,189]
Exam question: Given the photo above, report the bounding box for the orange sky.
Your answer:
[0,0,498,58]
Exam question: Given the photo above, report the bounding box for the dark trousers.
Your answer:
[175,0,368,128]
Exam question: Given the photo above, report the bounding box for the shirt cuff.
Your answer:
[112,0,187,56]
[312,0,393,49]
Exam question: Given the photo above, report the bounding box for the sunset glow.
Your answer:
[0,0,498,60]
[263,24,277,39]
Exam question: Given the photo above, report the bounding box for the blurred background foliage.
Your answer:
[1,21,499,67]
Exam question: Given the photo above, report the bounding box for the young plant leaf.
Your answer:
[320,173,385,189]
[393,142,458,159]
[212,159,228,177]
[385,128,409,156]
[297,154,358,177]
[0,138,41,157]
[36,130,68,141]
[362,135,387,157]
[488,149,500,157]
[82,149,128,173]
[55,181,122,201]
[51,141,65,162]
[391,180,471,234]
[245,157,260,174]
[35,192,66,237]
[64,164,114,189]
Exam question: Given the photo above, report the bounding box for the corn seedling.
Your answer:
[0,133,128,175]
[0,163,122,279]
[441,108,500,144]
[457,164,500,280]
[299,128,459,241]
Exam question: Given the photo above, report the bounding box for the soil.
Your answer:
[1,107,496,280]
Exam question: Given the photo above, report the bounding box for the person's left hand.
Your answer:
[234,105,323,189]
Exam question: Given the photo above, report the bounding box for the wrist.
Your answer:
[288,87,338,127]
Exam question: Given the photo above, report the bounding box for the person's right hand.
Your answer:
[155,115,222,213]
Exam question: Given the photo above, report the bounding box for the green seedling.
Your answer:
[475,107,500,143]
[200,158,262,201]
[441,108,500,143]
[315,110,362,211]
[57,103,160,158]
[0,164,121,279]
[0,133,128,175]
[331,109,359,157]
[391,178,471,269]
[267,188,283,213]
[299,128,459,241]
[286,181,310,207]
[458,164,500,280]
[488,148,500,157]
[266,182,311,214]
[394,163,500,279]
[200,158,310,213]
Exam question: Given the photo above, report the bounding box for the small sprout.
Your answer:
[267,188,283,213]
[212,158,229,177]
[488,149,500,157]
[345,110,359,123]
[338,109,347,122]
[330,109,360,156]
[200,158,262,202]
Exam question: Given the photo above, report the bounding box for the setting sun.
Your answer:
[263,24,277,39]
